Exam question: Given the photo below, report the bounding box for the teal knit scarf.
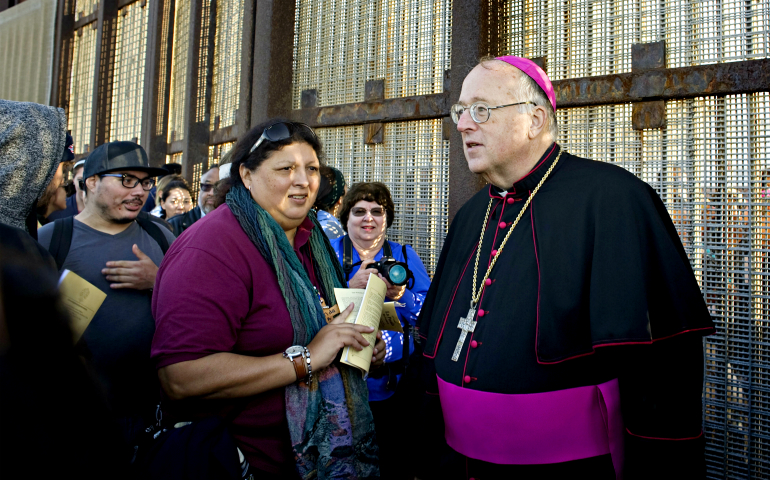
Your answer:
[226,184,379,479]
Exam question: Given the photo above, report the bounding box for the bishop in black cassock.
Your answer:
[414,56,714,480]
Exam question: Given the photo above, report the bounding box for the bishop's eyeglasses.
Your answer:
[450,101,536,124]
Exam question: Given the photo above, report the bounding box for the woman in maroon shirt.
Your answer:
[151,121,381,479]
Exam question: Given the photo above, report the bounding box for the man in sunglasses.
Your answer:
[38,141,175,451]
[415,57,714,479]
[168,165,219,236]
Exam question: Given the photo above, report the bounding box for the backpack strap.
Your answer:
[48,217,74,271]
[136,214,170,255]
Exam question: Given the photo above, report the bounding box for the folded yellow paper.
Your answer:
[58,269,107,343]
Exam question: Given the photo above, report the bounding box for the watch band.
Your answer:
[290,354,307,382]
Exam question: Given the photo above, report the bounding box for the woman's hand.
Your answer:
[379,274,406,300]
[307,303,374,370]
[349,259,378,289]
[371,331,386,368]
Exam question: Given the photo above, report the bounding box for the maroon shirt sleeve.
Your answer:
[151,246,253,368]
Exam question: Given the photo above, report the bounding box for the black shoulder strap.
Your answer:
[343,235,355,281]
[136,215,170,255]
[401,244,409,268]
[382,240,393,257]
[49,217,74,271]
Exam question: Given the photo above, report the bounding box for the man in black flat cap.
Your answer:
[38,141,176,449]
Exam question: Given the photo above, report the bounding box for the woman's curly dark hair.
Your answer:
[338,182,395,231]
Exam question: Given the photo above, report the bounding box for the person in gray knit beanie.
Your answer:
[0,99,68,238]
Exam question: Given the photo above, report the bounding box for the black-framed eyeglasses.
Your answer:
[100,173,155,191]
[199,183,215,192]
[249,122,317,154]
[351,207,385,217]
[450,101,537,124]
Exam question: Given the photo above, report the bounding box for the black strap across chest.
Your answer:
[342,235,396,281]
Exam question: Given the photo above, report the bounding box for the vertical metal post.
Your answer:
[234,0,255,136]
[91,0,119,147]
[142,0,175,167]
[51,0,76,109]
[250,0,295,126]
[448,0,495,222]
[179,0,215,181]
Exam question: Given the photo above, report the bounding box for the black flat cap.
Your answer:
[83,141,168,179]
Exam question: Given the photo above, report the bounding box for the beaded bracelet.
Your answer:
[303,346,312,385]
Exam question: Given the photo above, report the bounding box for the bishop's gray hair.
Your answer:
[480,56,559,142]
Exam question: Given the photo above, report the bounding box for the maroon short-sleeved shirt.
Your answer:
[151,204,319,475]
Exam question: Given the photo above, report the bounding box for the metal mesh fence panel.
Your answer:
[556,94,770,479]
[316,120,449,275]
[110,0,150,143]
[75,0,99,19]
[497,0,770,81]
[195,0,211,123]
[208,141,235,168]
[293,0,452,107]
[209,0,242,130]
[68,24,97,154]
[167,0,191,142]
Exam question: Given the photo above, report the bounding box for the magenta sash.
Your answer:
[438,376,624,478]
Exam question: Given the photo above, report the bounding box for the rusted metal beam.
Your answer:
[209,125,237,145]
[167,139,184,154]
[288,92,449,128]
[74,11,97,29]
[554,59,770,108]
[117,0,139,8]
[631,41,667,130]
[289,59,770,130]
[632,101,666,130]
[362,79,385,144]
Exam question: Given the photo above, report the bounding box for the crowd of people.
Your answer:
[0,55,713,480]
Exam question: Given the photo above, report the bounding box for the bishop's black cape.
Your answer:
[415,144,714,480]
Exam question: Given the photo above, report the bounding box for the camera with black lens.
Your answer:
[370,257,414,288]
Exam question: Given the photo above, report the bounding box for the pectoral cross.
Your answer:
[451,303,477,362]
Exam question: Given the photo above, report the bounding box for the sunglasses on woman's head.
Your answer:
[249,122,317,154]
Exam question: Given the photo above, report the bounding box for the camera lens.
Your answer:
[389,265,408,285]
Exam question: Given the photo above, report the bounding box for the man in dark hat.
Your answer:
[415,57,714,479]
[38,141,175,449]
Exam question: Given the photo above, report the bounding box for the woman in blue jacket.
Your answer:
[329,181,430,479]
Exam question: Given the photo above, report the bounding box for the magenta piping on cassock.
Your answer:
[437,376,625,479]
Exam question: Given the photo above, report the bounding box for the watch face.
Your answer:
[285,345,304,357]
